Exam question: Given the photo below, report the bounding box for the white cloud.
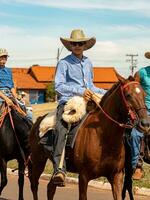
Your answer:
[1,24,150,77]
[84,36,150,77]
[2,0,150,11]
[0,25,59,66]
[0,25,23,34]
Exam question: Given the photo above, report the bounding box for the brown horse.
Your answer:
[29,75,150,200]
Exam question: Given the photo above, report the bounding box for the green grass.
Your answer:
[8,160,150,188]
[133,163,150,188]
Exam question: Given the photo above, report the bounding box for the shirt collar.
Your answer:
[70,53,86,63]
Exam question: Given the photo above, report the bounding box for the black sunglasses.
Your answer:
[70,42,86,47]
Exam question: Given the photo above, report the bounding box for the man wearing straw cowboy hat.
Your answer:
[130,52,150,180]
[0,48,32,121]
[52,29,106,186]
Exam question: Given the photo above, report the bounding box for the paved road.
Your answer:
[0,174,149,200]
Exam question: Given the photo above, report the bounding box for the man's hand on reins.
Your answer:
[5,97,14,106]
[83,89,93,101]
[91,93,103,104]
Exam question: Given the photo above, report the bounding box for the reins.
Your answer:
[0,104,9,128]
[91,81,140,129]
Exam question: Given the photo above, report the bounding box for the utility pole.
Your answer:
[56,46,64,64]
[56,48,60,64]
[126,54,138,76]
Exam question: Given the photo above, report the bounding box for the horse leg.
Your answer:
[47,178,57,200]
[108,171,123,200]
[0,159,7,195]
[18,159,25,200]
[78,172,89,200]
[122,174,134,200]
[29,158,47,200]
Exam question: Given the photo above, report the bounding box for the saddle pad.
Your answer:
[39,110,56,138]
[66,114,88,148]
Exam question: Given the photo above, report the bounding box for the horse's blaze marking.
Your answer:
[135,87,141,94]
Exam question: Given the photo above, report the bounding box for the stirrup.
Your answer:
[132,167,144,180]
[52,170,66,187]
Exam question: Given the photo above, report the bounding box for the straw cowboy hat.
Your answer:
[145,52,150,59]
[60,29,96,51]
[0,48,9,57]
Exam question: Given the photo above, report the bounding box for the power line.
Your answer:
[9,57,56,61]
[126,54,138,76]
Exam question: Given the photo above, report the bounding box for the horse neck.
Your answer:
[101,84,128,123]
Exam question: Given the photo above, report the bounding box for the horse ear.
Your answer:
[128,75,135,81]
[134,72,140,83]
[115,72,125,84]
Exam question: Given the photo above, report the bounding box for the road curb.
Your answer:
[7,168,150,197]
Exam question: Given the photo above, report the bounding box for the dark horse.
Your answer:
[0,104,32,200]
[122,126,150,200]
[29,75,150,200]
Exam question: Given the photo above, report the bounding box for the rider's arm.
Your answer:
[0,91,13,105]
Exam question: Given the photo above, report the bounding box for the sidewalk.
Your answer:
[8,168,150,197]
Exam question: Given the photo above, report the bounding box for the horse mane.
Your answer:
[100,75,135,106]
[100,81,121,106]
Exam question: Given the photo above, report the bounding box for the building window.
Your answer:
[29,90,45,104]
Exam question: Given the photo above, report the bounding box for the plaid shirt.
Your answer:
[0,66,14,102]
[0,66,14,89]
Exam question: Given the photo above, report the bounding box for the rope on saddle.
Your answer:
[0,103,9,128]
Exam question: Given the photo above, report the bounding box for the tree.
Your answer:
[46,82,56,102]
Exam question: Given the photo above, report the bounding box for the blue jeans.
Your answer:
[130,128,143,169]
[18,101,33,121]
[26,108,33,121]
[130,110,150,169]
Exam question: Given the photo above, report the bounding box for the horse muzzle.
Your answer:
[137,118,150,135]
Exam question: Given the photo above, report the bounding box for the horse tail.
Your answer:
[29,115,46,143]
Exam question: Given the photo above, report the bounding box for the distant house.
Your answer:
[93,67,118,89]
[12,65,118,104]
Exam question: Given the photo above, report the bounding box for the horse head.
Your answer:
[117,73,150,135]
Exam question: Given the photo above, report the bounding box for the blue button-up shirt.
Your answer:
[0,66,14,89]
[55,54,106,105]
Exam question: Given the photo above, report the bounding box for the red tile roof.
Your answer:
[93,67,118,82]
[12,66,118,90]
[12,67,47,89]
[94,83,115,89]
[93,67,118,89]
[30,66,56,82]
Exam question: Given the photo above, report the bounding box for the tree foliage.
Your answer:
[46,81,56,102]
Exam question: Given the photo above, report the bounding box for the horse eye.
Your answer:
[125,93,131,99]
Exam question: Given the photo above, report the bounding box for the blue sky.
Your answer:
[1,0,150,76]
